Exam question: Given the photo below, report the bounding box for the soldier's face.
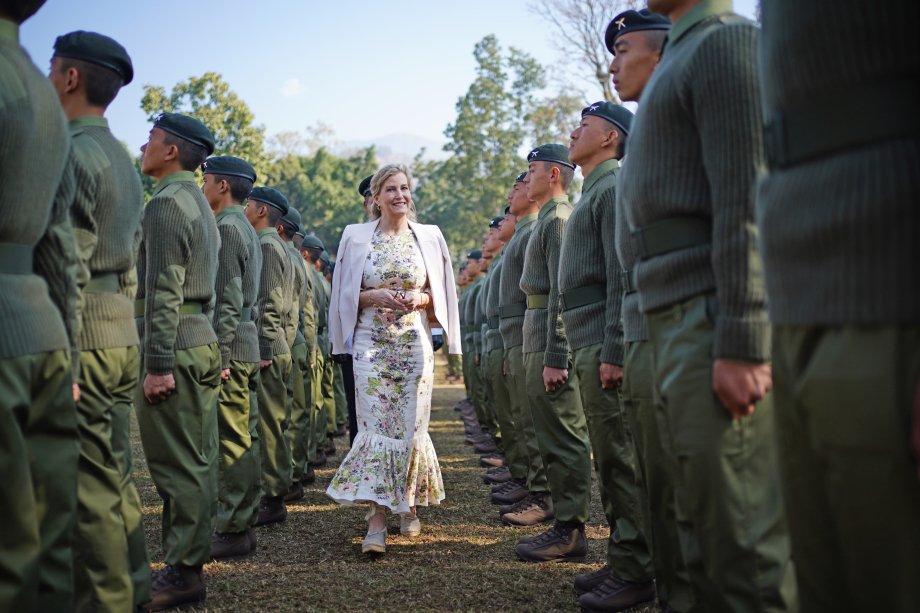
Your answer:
[509,179,531,217]
[610,31,662,103]
[140,128,169,176]
[569,115,614,166]
[244,199,264,225]
[525,161,553,202]
[499,213,516,241]
[201,174,223,207]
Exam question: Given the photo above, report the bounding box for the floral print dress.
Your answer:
[326,228,445,513]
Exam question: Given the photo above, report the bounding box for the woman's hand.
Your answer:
[360,288,406,311]
[396,289,430,311]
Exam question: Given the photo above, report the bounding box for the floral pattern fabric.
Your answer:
[326,229,444,513]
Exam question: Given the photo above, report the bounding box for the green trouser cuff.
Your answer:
[137,343,221,567]
[573,343,653,582]
[523,350,591,523]
[257,353,293,497]
[215,360,260,534]
[645,295,794,611]
[505,345,548,492]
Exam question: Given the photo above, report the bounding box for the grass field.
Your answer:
[132,380,659,612]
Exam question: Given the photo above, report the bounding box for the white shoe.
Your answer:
[362,529,386,553]
[400,513,421,537]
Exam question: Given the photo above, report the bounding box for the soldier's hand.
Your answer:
[260,359,272,370]
[599,363,623,390]
[220,368,231,382]
[72,383,81,403]
[144,373,176,404]
[543,366,568,393]
[712,359,772,420]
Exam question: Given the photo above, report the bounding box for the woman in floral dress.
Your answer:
[326,164,461,554]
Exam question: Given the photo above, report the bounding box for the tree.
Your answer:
[416,35,548,261]
[140,72,269,178]
[529,0,640,103]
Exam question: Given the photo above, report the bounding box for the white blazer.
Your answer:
[329,219,461,356]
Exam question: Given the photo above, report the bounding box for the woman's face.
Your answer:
[375,172,412,220]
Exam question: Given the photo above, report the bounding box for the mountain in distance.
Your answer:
[335,132,450,164]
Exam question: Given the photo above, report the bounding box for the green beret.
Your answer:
[201,155,256,182]
[248,186,289,214]
[280,207,302,234]
[357,175,373,197]
[319,251,331,264]
[526,143,575,169]
[153,112,215,155]
[53,30,133,85]
[605,9,670,53]
[467,249,483,260]
[301,235,325,251]
[489,216,504,229]
[293,225,306,238]
[582,101,634,135]
[514,171,527,183]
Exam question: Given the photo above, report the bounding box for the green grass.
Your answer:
[133,381,659,612]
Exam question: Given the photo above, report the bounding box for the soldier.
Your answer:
[277,207,314,502]
[560,100,655,611]
[136,112,220,609]
[620,0,795,609]
[758,1,920,610]
[0,2,79,610]
[200,155,262,560]
[301,236,330,467]
[481,209,519,490]
[48,30,150,610]
[607,10,695,613]
[516,144,590,564]
[358,174,374,220]
[318,251,338,454]
[473,220,503,459]
[244,186,293,527]
[463,249,495,445]
[292,228,319,483]
[498,172,553,527]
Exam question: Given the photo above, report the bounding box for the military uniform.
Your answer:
[464,274,491,431]
[758,1,920,610]
[201,156,262,553]
[559,102,653,596]
[498,206,549,500]
[620,2,794,609]
[308,259,330,463]
[136,115,222,579]
[248,187,294,522]
[0,17,79,611]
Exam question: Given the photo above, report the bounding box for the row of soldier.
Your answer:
[453,2,919,613]
[1,7,353,611]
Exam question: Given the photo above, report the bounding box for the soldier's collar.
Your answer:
[0,20,18,44]
[514,211,539,230]
[153,170,196,195]
[69,116,108,130]
[667,0,731,47]
[538,195,570,219]
[582,159,618,193]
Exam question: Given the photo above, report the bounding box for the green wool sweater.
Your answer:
[255,227,291,360]
[285,242,306,349]
[483,250,504,353]
[307,265,327,358]
[137,170,219,373]
[318,273,331,357]
[498,211,537,350]
[757,0,920,324]
[296,249,317,360]
[558,159,625,365]
[472,275,488,356]
[520,196,572,368]
[619,0,769,362]
[213,204,261,367]
[464,277,484,355]
[458,289,469,353]
[70,116,143,352]
[0,19,77,363]
[614,168,646,344]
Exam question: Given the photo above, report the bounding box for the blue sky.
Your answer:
[20,0,757,153]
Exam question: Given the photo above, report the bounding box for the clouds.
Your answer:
[280,78,305,98]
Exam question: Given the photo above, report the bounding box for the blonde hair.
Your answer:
[369,163,417,221]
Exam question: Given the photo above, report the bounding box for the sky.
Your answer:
[19,0,758,154]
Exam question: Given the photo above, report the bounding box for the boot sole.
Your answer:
[516,553,587,564]
[500,514,554,527]
[144,591,206,612]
